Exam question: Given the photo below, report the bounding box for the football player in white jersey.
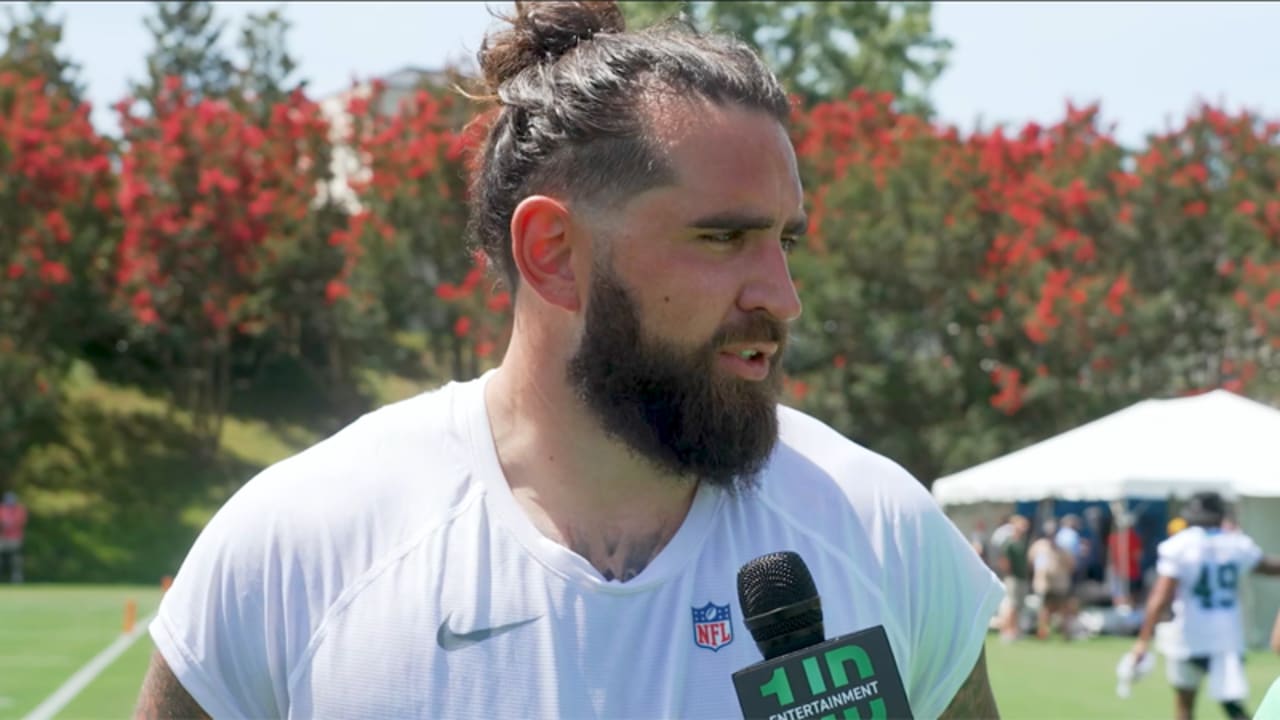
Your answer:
[1132,492,1280,720]
[134,2,1003,717]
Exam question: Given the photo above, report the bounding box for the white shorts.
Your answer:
[1165,653,1248,702]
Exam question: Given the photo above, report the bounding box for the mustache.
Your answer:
[711,311,788,349]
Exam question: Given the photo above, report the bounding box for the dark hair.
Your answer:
[467,0,791,292]
[1183,491,1226,528]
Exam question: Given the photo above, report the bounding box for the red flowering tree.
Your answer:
[339,75,509,381]
[1115,105,1280,398]
[785,91,1280,484]
[113,76,352,451]
[0,70,114,482]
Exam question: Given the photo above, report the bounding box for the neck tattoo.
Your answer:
[565,524,675,583]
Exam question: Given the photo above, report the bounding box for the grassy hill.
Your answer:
[12,359,446,583]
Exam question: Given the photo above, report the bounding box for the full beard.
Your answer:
[566,259,787,492]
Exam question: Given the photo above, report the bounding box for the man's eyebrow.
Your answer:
[686,212,809,236]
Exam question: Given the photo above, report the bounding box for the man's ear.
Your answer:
[510,195,581,312]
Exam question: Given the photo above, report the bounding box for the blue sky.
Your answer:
[52,1,1280,147]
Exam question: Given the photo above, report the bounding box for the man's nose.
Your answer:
[738,239,802,323]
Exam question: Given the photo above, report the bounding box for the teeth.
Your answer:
[739,350,758,360]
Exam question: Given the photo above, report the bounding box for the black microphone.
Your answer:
[738,550,825,659]
[731,552,914,719]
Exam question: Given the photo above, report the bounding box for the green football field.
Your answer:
[0,585,163,720]
[2,585,1278,719]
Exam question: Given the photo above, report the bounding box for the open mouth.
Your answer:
[717,344,776,380]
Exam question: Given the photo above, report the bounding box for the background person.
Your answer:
[1056,513,1082,559]
[996,514,1031,641]
[1029,517,1077,640]
[1132,491,1280,720]
[0,491,27,583]
[1108,513,1145,610]
[987,513,1016,568]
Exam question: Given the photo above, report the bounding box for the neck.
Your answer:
[484,326,699,582]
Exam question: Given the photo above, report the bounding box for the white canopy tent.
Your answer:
[932,389,1280,647]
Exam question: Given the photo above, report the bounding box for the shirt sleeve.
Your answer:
[1156,536,1182,578]
[1238,535,1264,573]
[149,471,294,719]
[901,493,1004,719]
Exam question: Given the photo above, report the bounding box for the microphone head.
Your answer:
[737,551,824,658]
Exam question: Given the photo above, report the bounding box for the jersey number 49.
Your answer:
[1192,563,1239,609]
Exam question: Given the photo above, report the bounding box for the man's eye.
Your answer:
[699,230,746,246]
[781,235,800,253]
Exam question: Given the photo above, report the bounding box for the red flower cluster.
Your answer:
[0,72,114,346]
[341,77,509,375]
[988,366,1025,415]
[790,90,1280,416]
[114,78,337,335]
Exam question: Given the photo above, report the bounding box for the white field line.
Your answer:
[22,610,157,720]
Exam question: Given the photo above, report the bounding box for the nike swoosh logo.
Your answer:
[436,613,542,651]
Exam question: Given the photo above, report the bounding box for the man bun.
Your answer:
[478,1,626,93]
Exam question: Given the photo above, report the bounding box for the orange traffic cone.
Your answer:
[123,599,137,633]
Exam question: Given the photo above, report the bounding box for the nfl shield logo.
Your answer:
[691,602,734,651]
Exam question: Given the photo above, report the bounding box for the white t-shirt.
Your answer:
[151,372,1002,719]
[1155,526,1263,658]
